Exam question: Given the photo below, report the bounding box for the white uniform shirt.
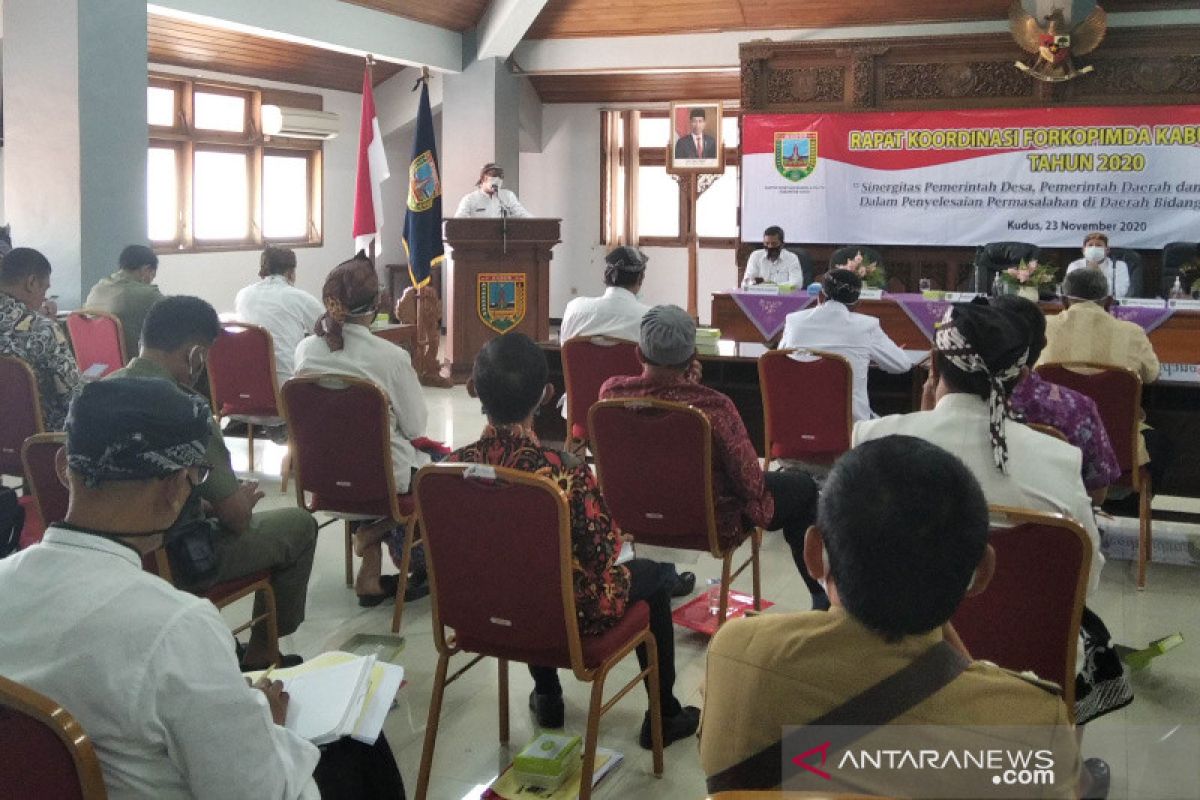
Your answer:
[0,526,321,800]
[1066,258,1130,299]
[453,188,531,219]
[853,393,1103,596]
[234,275,325,386]
[295,323,430,492]
[779,300,913,421]
[743,248,804,286]
[559,286,649,344]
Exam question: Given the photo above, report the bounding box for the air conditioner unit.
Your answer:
[261,106,340,140]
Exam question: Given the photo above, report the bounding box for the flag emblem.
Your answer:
[408,151,441,213]
[477,273,527,334]
[775,132,818,182]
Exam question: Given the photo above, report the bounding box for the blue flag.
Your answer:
[401,79,444,288]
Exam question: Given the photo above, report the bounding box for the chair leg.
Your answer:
[280,448,291,494]
[1137,472,1153,591]
[643,633,664,776]
[580,670,608,800]
[498,659,510,745]
[716,552,734,627]
[247,424,255,474]
[416,652,451,800]
[262,585,280,667]
[751,529,763,611]
[391,519,418,634]
[344,521,354,587]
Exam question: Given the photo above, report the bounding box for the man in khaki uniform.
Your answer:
[701,436,1084,798]
[84,244,165,360]
[111,296,317,670]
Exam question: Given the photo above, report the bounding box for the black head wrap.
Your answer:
[822,268,863,305]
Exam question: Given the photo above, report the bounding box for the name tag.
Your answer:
[1167,299,1200,311]
[1122,298,1167,309]
[943,292,981,302]
[857,288,883,300]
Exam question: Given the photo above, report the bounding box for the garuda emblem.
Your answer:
[1010,0,1107,82]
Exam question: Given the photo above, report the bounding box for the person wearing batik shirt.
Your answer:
[0,248,80,430]
[600,305,825,608]
[453,332,700,749]
[993,295,1120,501]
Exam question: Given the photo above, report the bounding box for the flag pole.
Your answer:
[365,55,377,268]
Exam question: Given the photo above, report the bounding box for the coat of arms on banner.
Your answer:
[775,132,818,182]
[477,273,527,334]
[407,151,441,212]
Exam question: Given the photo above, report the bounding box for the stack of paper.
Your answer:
[481,748,624,800]
[245,651,405,745]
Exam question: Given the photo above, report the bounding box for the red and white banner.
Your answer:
[741,105,1200,248]
[352,67,390,254]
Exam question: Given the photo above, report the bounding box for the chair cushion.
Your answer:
[456,599,650,671]
[204,570,272,604]
[310,492,416,519]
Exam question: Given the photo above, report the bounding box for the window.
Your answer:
[603,109,740,249]
[148,76,323,251]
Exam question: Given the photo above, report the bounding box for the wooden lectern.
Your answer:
[443,218,561,381]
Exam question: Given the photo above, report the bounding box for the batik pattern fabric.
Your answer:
[0,292,80,430]
[450,426,630,635]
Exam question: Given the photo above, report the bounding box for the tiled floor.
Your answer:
[222,384,1200,800]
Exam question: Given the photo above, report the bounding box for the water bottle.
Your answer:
[706,578,722,616]
[1168,276,1185,300]
[991,271,1003,298]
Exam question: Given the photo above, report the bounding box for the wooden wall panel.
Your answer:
[338,0,489,31]
[529,71,739,103]
[148,14,405,94]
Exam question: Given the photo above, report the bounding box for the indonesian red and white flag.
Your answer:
[352,66,390,254]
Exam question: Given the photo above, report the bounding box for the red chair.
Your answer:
[22,433,68,534]
[281,375,419,633]
[413,463,664,800]
[952,505,1090,718]
[66,310,126,378]
[758,349,853,470]
[589,398,762,627]
[561,336,641,454]
[0,674,107,799]
[207,322,286,482]
[1,355,45,479]
[1035,362,1151,588]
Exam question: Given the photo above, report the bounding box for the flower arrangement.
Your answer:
[835,251,887,289]
[997,259,1057,289]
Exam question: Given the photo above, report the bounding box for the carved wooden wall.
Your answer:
[737,26,1200,293]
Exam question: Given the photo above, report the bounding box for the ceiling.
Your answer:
[147,13,406,94]
[338,0,491,32]
[525,0,1198,39]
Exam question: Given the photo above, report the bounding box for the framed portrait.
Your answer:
[667,100,724,175]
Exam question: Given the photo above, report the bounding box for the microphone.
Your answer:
[500,204,509,255]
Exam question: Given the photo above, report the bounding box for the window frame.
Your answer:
[148,74,324,254]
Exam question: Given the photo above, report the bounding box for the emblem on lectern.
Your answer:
[477,273,527,334]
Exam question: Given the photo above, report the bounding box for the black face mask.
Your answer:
[765,246,782,259]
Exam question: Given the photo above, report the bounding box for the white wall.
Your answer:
[518,103,735,325]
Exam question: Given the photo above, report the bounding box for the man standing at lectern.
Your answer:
[454,163,532,218]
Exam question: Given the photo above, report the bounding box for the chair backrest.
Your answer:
[1025,422,1068,443]
[560,336,641,443]
[1034,362,1141,487]
[758,349,853,466]
[22,433,68,527]
[1107,247,1144,298]
[1161,240,1199,296]
[973,241,1042,292]
[0,355,45,478]
[207,322,281,418]
[0,674,108,800]
[281,375,400,517]
[66,310,126,378]
[952,506,1090,713]
[415,464,585,673]
[589,398,721,555]
[829,245,884,273]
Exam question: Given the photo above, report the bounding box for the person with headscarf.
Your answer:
[294,253,431,606]
[779,268,913,421]
[453,162,531,219]
[559,245,650,343]
[853,300,1130,728]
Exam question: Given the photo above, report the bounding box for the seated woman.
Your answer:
[779,269,912,421]
[234,246,324,387]
[295,254,431,605]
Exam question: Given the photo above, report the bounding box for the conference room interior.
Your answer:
[5,1,1200,798]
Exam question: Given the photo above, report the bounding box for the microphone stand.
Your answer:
[500,204,509,256]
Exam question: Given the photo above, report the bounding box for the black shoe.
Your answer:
[529,690,565,729]
[403,577,430,602]
[242,652,303,671]
[670,571,696,598]
[1082,758,1111,800]
[357,574,399,608]
[639,705,701,749]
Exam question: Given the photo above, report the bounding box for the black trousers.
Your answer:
[313,733,406,799]
[762,469,823,599]
[531,557,683,717]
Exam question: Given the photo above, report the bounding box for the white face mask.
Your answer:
[1084,245,1106,263]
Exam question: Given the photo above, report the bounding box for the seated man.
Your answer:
[84,243,165,360]
[992,294,1120,502]
[0,378,405,799]
[451,332,700,748]
[601,305,825,608]
[741,225,804,287]
[1066,232,1131,299]
[235,245,324,387]
[112,296,317,670]
[0,247,80,429]
[558,245,650,343]
[700,436,1081,797]
[855,302,1128,728]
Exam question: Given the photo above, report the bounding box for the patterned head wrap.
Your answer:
[934,301,1029,473]
[315,252,379,352]
[66,378,210,488]
[822,268,862,305]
